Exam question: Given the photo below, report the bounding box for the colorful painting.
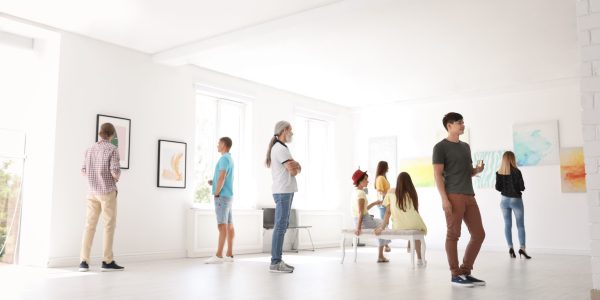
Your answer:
[96,114,131,169]
[513,121,560,166]
[157,140,187,188]
[560,147,586,193]
[398,157,434,187]
[472,150,505,189]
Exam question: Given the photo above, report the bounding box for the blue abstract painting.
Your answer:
[513,121,560,166]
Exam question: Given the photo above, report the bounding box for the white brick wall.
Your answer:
[577,0,600,291]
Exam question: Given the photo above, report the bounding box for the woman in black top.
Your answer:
[495,151,531,259]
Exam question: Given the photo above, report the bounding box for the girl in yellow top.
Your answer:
[352,168,391,263]
[374,161,391,252]
[376,172,427,266]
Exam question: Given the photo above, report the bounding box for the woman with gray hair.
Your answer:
[265,120,301,273]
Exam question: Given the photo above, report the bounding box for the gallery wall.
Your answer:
[351,79,590,254]
[45,32,352,267]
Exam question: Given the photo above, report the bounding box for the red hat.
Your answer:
[351,168,368,186]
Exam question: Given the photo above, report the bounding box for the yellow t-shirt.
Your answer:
[375,176,390,194]
[353,189,369,218]
[383,193,427,234]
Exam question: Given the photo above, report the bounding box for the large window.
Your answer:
[0,130,25,264]
[194,89,252,208]
[291,113,335,210]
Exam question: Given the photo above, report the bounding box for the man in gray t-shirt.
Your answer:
[432,139,474,195]
[432,112,486,288]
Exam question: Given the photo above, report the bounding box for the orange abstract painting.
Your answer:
[560,147,586,193]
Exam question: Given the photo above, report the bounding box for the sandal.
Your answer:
[377,258,390,263]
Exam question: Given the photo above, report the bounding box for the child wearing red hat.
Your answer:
[352,168,392,263]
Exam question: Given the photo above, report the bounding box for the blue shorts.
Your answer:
[214,196,233,224]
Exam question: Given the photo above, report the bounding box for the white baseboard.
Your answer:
[46,250,187,268]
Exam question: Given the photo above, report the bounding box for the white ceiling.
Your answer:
[1,0,580,108]
[0,0,341,53]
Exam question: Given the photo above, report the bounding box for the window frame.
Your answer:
[193,84,254,209]
[291,108,336,210]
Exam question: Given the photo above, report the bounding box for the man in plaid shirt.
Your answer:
[79,122,124,272]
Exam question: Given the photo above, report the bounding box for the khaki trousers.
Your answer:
[445,193,486,276]
[80,191,117,263]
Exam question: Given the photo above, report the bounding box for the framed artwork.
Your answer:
[472,150,505,189]
[157,140,187,188]
[96,114,131,169]
[513,120,560,166]
[560,147,587,193]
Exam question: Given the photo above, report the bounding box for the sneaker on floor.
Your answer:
[101,261,124,272]
[465,275,486,286]
[269,261,294,273]
[282,261,295,270]
[223,256,235,263]
[451,275,474,288]
[204,256,224,264]
[79,261,89,272]
[417,259,427,267]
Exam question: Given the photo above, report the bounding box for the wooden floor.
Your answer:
[0,248,591,300]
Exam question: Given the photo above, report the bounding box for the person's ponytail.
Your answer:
[265,120,291,168]
[265,136,277,167]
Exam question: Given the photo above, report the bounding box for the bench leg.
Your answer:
[340,236,346,264]
[353,236,358,263]
[421,237,427,266]
[410,237,416,269]
[306,228,315,251]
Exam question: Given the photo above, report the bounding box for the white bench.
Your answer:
[340,229,426,269]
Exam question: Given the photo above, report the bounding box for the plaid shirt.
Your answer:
[81,140,121,195]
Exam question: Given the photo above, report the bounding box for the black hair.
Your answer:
[442,112,463,131]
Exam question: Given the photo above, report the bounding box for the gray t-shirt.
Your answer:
[432,139,475,195]
[270,141,298,194]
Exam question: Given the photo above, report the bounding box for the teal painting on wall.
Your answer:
[472,150,505,189]
[512,121,559,166]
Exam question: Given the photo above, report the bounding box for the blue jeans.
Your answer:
[500,196,526,249]
[378,205,386,220]
[354,215,391,246]
[271,193,294,265]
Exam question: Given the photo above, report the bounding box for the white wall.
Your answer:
[49,33,196,266]
[46,32,353,266]
[576,0,600,292]
[351,79,589,254]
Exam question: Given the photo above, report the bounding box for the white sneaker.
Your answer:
[223,256,235,262]
[417,259,427,267]
[204,256,224,264]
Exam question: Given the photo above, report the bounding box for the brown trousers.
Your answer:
[445,193,485,276]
